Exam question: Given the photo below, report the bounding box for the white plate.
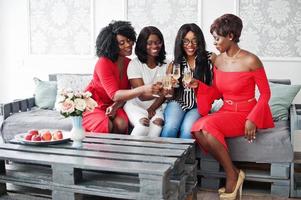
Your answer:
[14,130,71,145]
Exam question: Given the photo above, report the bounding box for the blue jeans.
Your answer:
[161,101,201,139]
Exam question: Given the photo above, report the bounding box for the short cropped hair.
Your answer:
[210,14,243,43]
[135,26,166,66]
[96,20,136,61]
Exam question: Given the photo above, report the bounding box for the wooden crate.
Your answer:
[0,134,197,200]
[290,104,301,198]
[197,153,290,197]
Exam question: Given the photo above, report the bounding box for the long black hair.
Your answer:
[135,26,166,66]
[174,23,212,85]
[95,20,136,62]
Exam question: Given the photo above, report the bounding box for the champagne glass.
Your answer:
[153,73,163,97]
[182,68,192,91]
[162,74,172,98]
[172,64,181,88]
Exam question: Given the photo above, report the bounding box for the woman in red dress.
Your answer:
[190,14,274,200]
[83,21,155,134]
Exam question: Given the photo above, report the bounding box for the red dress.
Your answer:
[83,57,130,133]
[191,67,274,151]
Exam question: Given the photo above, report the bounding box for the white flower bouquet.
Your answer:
[57,89,98,118]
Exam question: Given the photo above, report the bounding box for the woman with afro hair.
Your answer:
[83,21,157,134]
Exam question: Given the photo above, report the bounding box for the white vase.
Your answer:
[70,116,85,148]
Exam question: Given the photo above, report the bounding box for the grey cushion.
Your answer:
[228,120,293,163]
[1,108,72,142]
[33,77,57,109]
[269,82,301,121]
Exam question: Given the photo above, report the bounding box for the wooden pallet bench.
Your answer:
[198,153,290,197]
[0,133,197,200]
[290,104,301,197]
[195,104,301,198]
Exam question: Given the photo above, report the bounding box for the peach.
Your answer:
[52,131,63,140]
[31,134,42,141]
[41,131,52,141]
[28,129,39,136]
[25,134,33,141]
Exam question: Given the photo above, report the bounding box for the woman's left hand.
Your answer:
[147,107,156,119]
[188,78,199,89]
[207,52,217,64]
[105,105,117,120]
[244,120,257,142]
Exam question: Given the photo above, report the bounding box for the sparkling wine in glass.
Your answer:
[153,73,163,97]
[183,68,192,91]
[163,74,173,97]
[172,64,181,88]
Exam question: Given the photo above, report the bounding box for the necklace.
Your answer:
[231,48,241,59]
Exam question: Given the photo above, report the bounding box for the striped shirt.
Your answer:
[173,58,196,111]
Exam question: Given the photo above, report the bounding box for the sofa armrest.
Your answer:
[1,97,36,120]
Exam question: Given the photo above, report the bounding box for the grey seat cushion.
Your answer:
[1,108,72,142]
[228,120,293,163]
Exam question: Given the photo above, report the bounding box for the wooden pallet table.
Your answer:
[0,133,196,200]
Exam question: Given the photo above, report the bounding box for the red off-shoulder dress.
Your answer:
[83,57,130,133]
[191,67,274,151]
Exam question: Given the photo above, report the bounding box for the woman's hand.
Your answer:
[145,83,162,97]
[171,77,178,87]
[188,78,199,89]
[141,84,157,96]
[105,105,117,120]
[207,52,217,64]
[244,119,257,142]
[147,107,156,119]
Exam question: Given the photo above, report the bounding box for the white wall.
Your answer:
[0,0,126,102]
[1,0,300,103]
[201,0,301,103]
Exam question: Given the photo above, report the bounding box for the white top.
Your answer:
[127,57,169,108]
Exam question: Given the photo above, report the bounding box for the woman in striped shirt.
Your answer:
[161,23,214,138]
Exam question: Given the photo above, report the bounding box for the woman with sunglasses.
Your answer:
[161,23,214,139]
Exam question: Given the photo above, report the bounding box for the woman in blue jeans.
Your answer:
[161,23,213,138]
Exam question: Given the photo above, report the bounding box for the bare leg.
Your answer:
[112,117,128,134]
[193,130,239,193]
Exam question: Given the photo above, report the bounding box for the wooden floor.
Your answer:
[0,186,300,200]
[197,188,300,200]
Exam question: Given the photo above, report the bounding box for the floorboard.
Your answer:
[196,187,300,200]
[0,186,300,200]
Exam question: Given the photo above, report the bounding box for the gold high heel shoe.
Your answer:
[218,187,225,194]
[219,170,245,200]
[218,170,245,194]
